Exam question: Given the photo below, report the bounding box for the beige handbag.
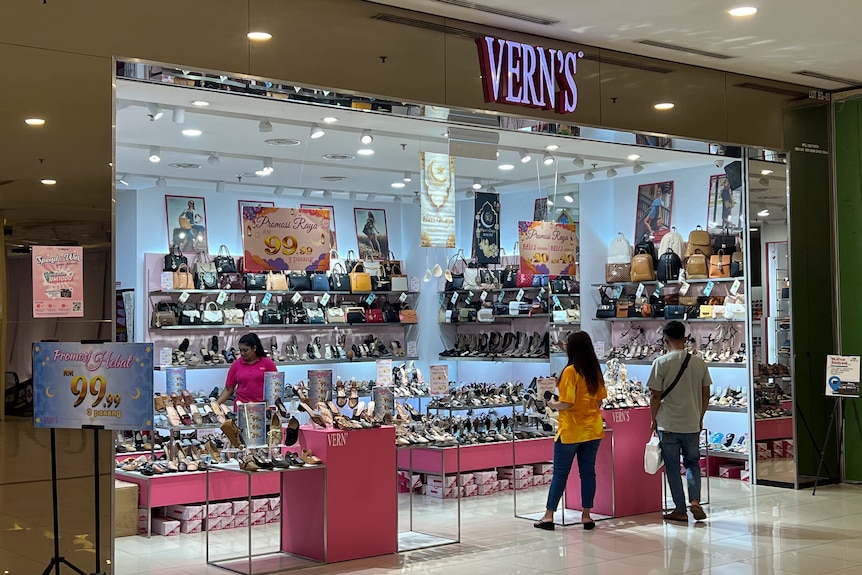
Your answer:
[266,271,289,291]
[605,263,631,283]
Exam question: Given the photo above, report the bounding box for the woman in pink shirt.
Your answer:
[216,333,278,408]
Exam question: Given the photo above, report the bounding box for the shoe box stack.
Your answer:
[140,497,281,536]
[756,439,794,461]
[416,463,553,498]
[398,471,423,493]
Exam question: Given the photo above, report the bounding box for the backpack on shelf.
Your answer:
[631,249,656,282]
[607,232,632,264]
[685,251,709,279]
[685,226,712,257]
[658,227,686,258]
[712,227,737,255]
[657,248,682,282]
[634,234,658,266]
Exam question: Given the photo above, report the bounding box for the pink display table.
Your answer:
[395,437,554,474]
[565,408,663,517]
[281,426,396,563]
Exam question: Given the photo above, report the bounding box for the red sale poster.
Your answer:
[32,246,84,318]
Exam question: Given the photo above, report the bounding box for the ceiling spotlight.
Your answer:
[40,179,57,186]
[156,177,167,187]
[413,192,421,206]
[274,186,285,196]
[322,190,332,198]
[564,194,574,203]
[25,118,46,126]
[117,174,129,186]
[393,195,402,204]
[607,168,618,178]
[761,169,774,175]
[627,154,641,161]
[216,181,225,193]
[262,157,274,174]
[360,130,373,145]
[654,102,675,111]
[519,149,532,163]
[584,171,595,182]
[391,182,406,189]
[148,146,161,163]
[729,6,757,16]
[191,100,210,107]
[759,177,770,187]
[466,189,476,199]
[367,193,376,202]
[498,164,515,171]
[557,175,568,185]
[472,178,482,190]
[488,186,497,194]
[322,116,339,124]
[182,128,202,137]
[542,151,555,166]
[757,209,770,217]
[357,148,375,156]
[172,108,185,124]
[573,156,585,168]
[247,31,273,40]
[546,198,554,206]
[310,123,325,139]
[715,159,725,168]
[258,119,273,133]
[546,144,559,151]
[302,189,312,198]
[207,152,220,165]
[403,172,412,183]
[145,103,163,121]
[633,163,645,174]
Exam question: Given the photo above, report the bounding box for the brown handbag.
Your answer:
[266,271,289,291]
[605,263,631,283]
[172,263,194,290]
[616,301,632,318]
[685,252,709,279]
[399,308,418,324]
[630,254,656,282]
[709,250,731,278]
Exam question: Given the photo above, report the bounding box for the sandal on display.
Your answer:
[298,401,327,427]
[348,382,360,409]
[335,381,348,407]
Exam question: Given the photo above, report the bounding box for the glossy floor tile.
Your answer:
[112,479,862,575]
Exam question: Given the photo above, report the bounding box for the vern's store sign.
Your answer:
[476,36,583,113]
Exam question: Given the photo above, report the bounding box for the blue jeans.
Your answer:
[545,438,601,511]
[659,431,702,513]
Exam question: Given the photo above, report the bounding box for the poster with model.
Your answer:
[354,208,389,260]
[166,195,208,253]
[419,152,456,248]
[518,221,577,276]
[472,190,500,264]
[238,199,274,237]
[242,206,331,271]
[32,246,84,318]
[706,174,743,232]
[634,181,674,247]
[301,204,337,251]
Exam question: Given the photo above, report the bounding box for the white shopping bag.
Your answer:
[644,434,664,475]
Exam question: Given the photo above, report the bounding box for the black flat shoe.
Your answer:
[284,416,300,446]
[583,521,596,530]
[533,520,555,531]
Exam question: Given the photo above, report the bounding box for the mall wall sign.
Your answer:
[476,36,583,114]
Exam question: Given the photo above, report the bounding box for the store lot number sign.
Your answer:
[242,206,331,272]
[476,36,583,113]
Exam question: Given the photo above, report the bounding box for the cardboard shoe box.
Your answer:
[531,475,544,486]
[152,517,181,536]
[718,464,744,479]
[426,474,458,489]
[114,480,139,537]
[473,470,498,485]
[498,466,532,480]
[165,504,204,522]
[181,519,202,534]
[232,501,249,516]
[498,479,511,491]
[532,463,553,475]
[457,473,476,487]
[250,512,267,526]
[463,484,479,497]
[250,498,270,513]
[477,482,498,496]
[269,497,281,513]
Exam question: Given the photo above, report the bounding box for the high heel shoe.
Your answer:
[348,382,359,408]
[171,393,193,426]
[297,401,327,427]
[274,396,289,418]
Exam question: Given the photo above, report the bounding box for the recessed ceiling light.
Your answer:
[25,118,46,126]
[247,31,273,40]
[729,6,757,16]
[627,154,642,161]
[357,148,375,156]
[182,129,202,137]
[391,182,406,189]
[360,130,374,145]
[654,102,675,110]
[761,169,773,175]
[265,138,301,147]
[322,116,339,124]
[40,179,57,185]
[498,164,515,171]
[168,163,201,169]
[191,100,210,107]
[322,153,356,161]
[546,144,559,151]
[321,176,348,182]
[749,227,758,232]
[310,123,325,139]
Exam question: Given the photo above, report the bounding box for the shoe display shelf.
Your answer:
[205,462,326,574]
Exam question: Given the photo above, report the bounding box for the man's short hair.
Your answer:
[663,321,686,341]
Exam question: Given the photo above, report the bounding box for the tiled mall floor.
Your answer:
[115,480,862,575]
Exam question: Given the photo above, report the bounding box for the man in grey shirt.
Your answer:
[648,321,712,522]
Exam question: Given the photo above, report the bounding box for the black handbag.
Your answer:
[163,245,187,272]
[245,273,267,291]
[329,263,350,292]
[382,301,400,323]
[657,249,682,282]
[288,271,311,291]
[345,307,366,324]
[664,305,685,320]
[501,265,518,288]
[261,309,284,324]
[635,234,658,265]
[178,303,201,325]
[195,270,217,290]
[218,273,245,290]
[444,254,466,291]
[595,287,617,319]
[214,244,237,274]
[712,227,737,255]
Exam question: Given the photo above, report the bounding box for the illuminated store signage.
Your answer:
[476,36,583,113]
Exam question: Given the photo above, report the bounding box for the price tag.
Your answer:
[516,289,525,301]
[466,291,474,304]
[262,292,273,307]
[178,291,190,304]
[678,268,686,283]
[731,279,741,295]
[594,341,605,359]
[398,292,408,303]
[409,276,420,292]
[635,283,645,299]
[614,285,624,299]
[536,377,557,407]
[291,292,302,304]
[552,295,561,307]
[430,365,449,396]
[539,287,546,298]
[704,281,715,297]
[159,347,173,367]
[216,291,228,305]
[680,281,691,296]
[438,293,446,306]
[497,291,505,303]
[406,341,417,357]
[375,359,393,387]
[655,281,664,296]
[480,290,488,302]
[366,293,377,305]
[320,292,331,307]
[450,292,459,305]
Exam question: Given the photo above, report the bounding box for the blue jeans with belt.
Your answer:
[546,438,602,511]
[658,431,701,513]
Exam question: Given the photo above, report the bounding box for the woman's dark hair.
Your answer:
[238,333,266,358]
[566,331,604,395]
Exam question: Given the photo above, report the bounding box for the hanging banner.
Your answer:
[420,152,456,248]
[32,246,84,318]
[472,191,500,265]
[33,342,154,430]
[518,221,578,276]
[241,206,331,272]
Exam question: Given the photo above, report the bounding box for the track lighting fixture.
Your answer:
[466,189,476,199]
[557,175,568,185]
[367,193,376,202]
[584,166,595,181]
[148,146,161,163]
[519,148,532,163]
[302,189,312,198]
[360,130,373,145]
[472,178,482,190]
[145,103,163,121]
[207,152,220,165]
[413,192,421,206]
[573,156,585,168]
[274,186,285,196]
[117,174,129,186]
[156,177,167,187]
[564,194,574,203]
[322,190,332,198]
[310,123,325,139]
[633,163,644,174]
[256,158,274,176]
[546,197,554,206]
[215,181,225,193]
[488,186,497,194]
[172,108,185,124]
[543,152,555,166]
[258,119,273,133]
[714,159,725,168]
[393,195,402,204]
[403,172,412,183]
[606,168,618,178]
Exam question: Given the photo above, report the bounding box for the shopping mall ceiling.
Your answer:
[371,0,862,89]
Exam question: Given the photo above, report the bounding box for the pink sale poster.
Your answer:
[32,246,84,318]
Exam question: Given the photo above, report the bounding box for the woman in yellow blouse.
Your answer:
[535,331,607,531]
